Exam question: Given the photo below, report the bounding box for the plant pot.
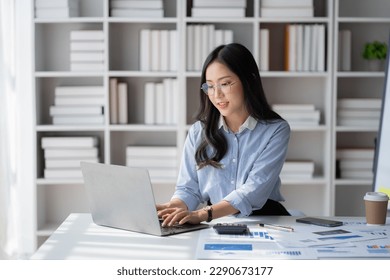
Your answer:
[367,60,385,71]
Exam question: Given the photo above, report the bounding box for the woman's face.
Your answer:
[205,61,249,127]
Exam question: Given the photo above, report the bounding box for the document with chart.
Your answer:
[195,226,317,259]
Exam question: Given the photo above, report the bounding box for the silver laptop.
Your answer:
[80,162,209,236]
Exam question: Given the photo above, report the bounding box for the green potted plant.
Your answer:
[362,41,388,71]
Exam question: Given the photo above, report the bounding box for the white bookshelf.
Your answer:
[31,0,388,249]
[332,0,390,216]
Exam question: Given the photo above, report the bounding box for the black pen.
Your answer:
[259,223,294,232]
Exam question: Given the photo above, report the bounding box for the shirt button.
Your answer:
[230,180,234,184]
[232,158,236,163]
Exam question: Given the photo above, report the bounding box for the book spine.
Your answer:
[140,29,151,71]
[55,86,105,96]
[109,78,118,124]
[118,83,128,124]
[144,82,156,124]
[70,30,104,41]
[41,136,98,148]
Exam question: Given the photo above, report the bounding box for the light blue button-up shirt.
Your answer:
[172,115,291,217]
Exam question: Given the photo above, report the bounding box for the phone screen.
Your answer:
[296,217,343,227]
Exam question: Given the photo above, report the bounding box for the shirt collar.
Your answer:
[218,115,257,133]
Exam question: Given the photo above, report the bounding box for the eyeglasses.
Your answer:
[200,81,237,96]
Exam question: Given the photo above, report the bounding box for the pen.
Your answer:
[259,223,294,232]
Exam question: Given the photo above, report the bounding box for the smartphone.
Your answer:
[296,217,343,227]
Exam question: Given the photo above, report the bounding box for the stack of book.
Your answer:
[260,0,313,18]
[126,146,177,182]
[337,98,382,127]
[191,0,246,18]
[70,30,105,71]
[336,148,374,180]
[272,104,320,126]
[187,24,234,71]
[110,0,164,18]
[109,78,128,124]
[42,136,100,179]
[35,0,79,18]
[284,24,325,72]
[281,161,315,179]
[50,86,105,125]
[144,79,178,125]
[139,29,178,72]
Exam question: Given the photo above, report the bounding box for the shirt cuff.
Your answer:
[223,191,252,217]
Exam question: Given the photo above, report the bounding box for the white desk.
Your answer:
[32,213,390,260]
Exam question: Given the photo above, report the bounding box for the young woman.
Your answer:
[157,43,291,226]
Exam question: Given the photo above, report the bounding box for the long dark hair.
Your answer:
[195,43,282,169]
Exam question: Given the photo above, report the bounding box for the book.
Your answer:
[337,109,381,118]
[261,0,313,7]
[338,98,382,109]
[336,148,375,160]
[223,30,234,44]
[126,157,176,168]
[339,159,373,170]
[109,78,118,124]
[70,42,105,51]
[70,62,105,71]
[337,119,380,127]
[70,30,104,41]
[272,104,316,111]
[169,30,178,71]
[55,86,105,96]
[316,24,325,71]
[186,25,194,71]
[35,0,79,8]
[296,24,303,71]
[277,110,320,123]
[163,78,173,124]
[159,30,169,71]
[35,7,78,18]
[261,7,313,17]
[191,8,245,17]
[54,95,105,106]
[44,168,82,179]
[282,161,315,173]
[41,136,98,148]
[338,30,351,71]
[110,8,164,18]
[140,29,151,71]
[117,83,128,124]
[302,24,311,71]
[340,170,373,180]
[70,51,104,62]
[50,105,103,116]
[286,24,296,71]
[310,24,318,71]
[193,0,246,7]
[52,115,105,125]
[45,158,99,168]
[110,0,163,9]
[144,82,156,124]
[151,30,161,71]
[126,146,177,157]
[44,148,98,158]
[155,83,165,124]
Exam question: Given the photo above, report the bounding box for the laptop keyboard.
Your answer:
[159,219,197,234]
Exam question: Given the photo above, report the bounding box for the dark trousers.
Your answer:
[250,199,291,216]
